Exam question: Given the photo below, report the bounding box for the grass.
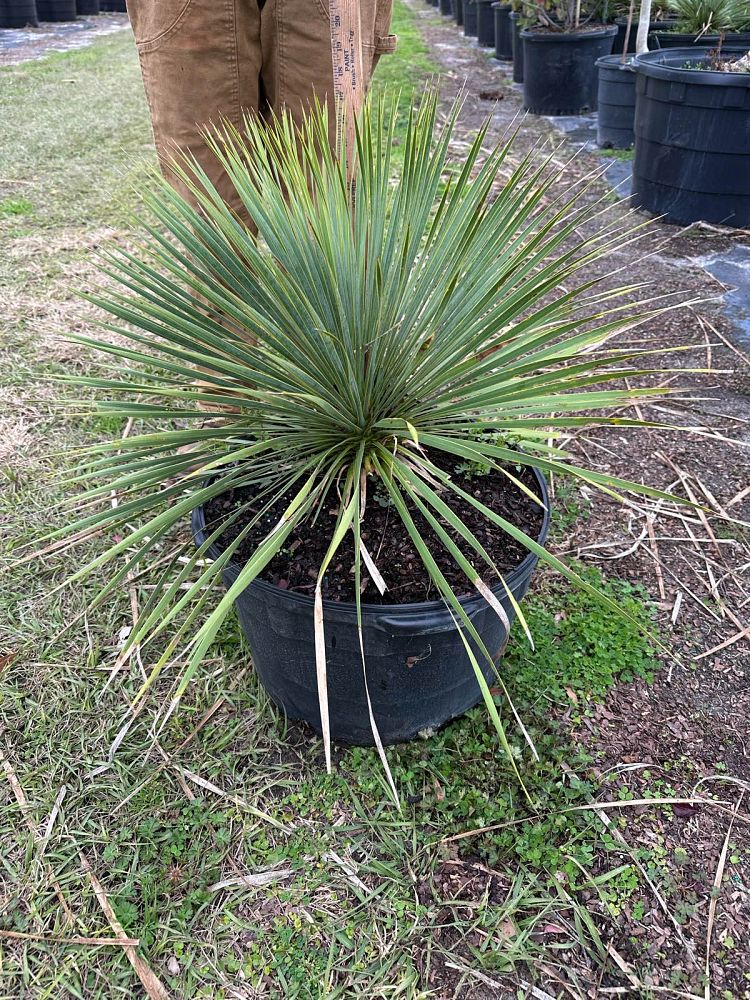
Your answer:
[599,147,635,161]
[0,6,683,998]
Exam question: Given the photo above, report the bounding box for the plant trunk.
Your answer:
[621,0,635,60]
[635,0,651,55]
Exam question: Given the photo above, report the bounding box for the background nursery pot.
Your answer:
[0,0,39,27]
[192,470,550,746]
[36,0,76,19]
[476,0,496,46]
[596,54,636,148]
[510,9,524,81]
[650,29,750,48]
[493,2,513,59]
[463,0,479,37]
[613,15,676,52]
[631,47,750,226]
[521,25,617,115]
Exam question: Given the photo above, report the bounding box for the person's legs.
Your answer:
[127,0,396,419]
[127,0,263,217]
[260,0,397,144]
[129,0,397,205]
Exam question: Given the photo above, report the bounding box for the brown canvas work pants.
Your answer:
[128,0,397,217]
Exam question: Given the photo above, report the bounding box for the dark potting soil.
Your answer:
[525,23,611,34]
[202,454,546,605]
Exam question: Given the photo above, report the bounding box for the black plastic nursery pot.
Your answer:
[521,25,617,115]
[631,48,750,226]
[0,0,39,27]
[99,0,126,9]
[476,0,495,46]
[192,469,550,747]
[36,0,76,20]
[612,16,676,54]
[76,0,99,13]
[492,2,513,59]
[509,10,524,82]
[595,54,636,148]
[439,0,453,15]
[463,0,478,37]
[454,0,463,26]
[650,29,750,49]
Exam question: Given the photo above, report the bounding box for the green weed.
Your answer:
[0,196,33,217]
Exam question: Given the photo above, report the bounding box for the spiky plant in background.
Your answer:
[666,0,750,32]
[50,93,689,776]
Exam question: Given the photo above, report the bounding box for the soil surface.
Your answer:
[204,457,546,603]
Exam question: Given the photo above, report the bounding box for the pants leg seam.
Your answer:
[228,0,241,128]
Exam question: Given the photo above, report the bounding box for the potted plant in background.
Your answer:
[650,0,750,47]
[53,93,689,776]
[632,43,750,224]
[520,0,618,114]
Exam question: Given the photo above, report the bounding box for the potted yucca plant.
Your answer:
[520,0,618,115]
[55,93,685,773]
[650,0,750,47]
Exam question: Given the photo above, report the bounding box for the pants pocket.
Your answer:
[127,0,195,52]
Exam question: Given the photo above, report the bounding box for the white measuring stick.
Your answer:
[329,0,364,175]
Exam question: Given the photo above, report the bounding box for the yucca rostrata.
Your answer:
[53,93,689,790]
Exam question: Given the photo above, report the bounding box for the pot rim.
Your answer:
[650,29,750,38]
[520,24,618,41]
[192,466,551,616]
[634,46,750,86]
[596,53,637,69]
